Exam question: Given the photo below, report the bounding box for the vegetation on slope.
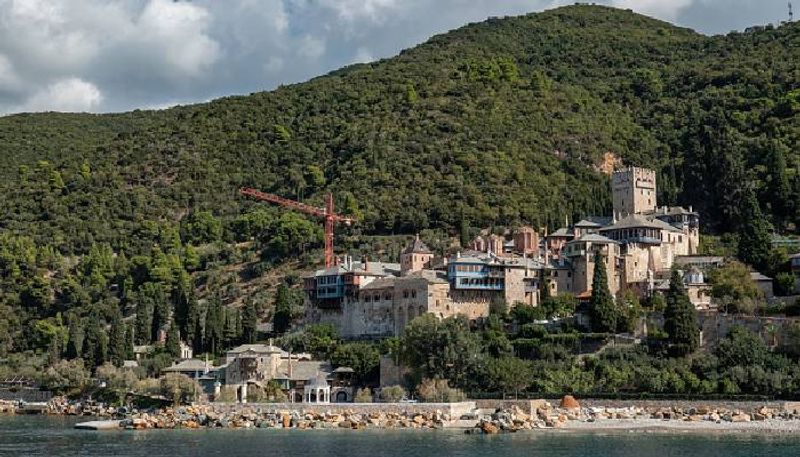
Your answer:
[0,5,799,379]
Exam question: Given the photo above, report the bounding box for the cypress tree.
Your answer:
[165,324,181,359]
[124,323,135,360]
[589,250,617,333]
[766,141,791,229]
[737,188,773,273]
[82,318,107,368]
[242,300,258,344]
[108,307,126,367]
[664,269,699,356]
[134,299,152,344]
[205,293,224,355]
[273,283,293,334]
[65,315,83,359]
[171,271,191,337]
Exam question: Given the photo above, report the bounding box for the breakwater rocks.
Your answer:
[469,397,800,434]
[114,405,458,430]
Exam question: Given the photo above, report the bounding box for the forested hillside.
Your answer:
[0,5,799,370]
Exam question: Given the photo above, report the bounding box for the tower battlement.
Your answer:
[611,167,656,217]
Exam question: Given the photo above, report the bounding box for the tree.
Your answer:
[708,260,762,313]
[81,318,108,368]
[589,251,617,333]
[485,356,533,398]
[181,211,222,245]
[241,299,258,344]
[765,140,792,230]
[482,315,512,357]
[205,293,225,355]
[108,307,126,367]
[330,342,381,385]
[663,270,699,357]
[401,315,483,389]
[165,324,181,359]
[737,188,773,273]
[160,373,202,406]
[273,283,293,334]
[124,323,135,360]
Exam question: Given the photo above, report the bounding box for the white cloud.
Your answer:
[611,0,695,21]
[135,0,220,78]
[18,78,103,113]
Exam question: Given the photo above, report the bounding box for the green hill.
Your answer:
[0,5,799,367]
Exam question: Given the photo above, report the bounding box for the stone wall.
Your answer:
[208,401,477,418]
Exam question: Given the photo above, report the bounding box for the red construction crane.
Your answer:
[239,187,355,268]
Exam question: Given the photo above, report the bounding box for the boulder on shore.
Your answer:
[559,395,580,410]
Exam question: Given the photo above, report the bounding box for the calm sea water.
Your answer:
[2,415,800,457]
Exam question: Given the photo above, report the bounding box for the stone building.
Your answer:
[400,234,433,276]
[611,166,657,218]
[304,166,705,339]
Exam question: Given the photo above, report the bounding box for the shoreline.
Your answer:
[8,397,800,435]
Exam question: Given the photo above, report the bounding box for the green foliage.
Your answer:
[378,385,406,402]
[272,283,294,334]
[589,252,617,333]
[181,211,223,245]
[241,299,258,344]
[401,315,484,389]
[417,378,466,403]
[708,260,762,313]
[330,342,381,385]
[664,270,699,357]
[160,373,202,406]
[165,324,181,359]
[737,189,774,273]
[485,356,534,397]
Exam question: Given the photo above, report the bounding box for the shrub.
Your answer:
[378,385,406,402]
[417,378,466,403]
[354,388,373,403]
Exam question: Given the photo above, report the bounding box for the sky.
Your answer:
[0,0,792,115]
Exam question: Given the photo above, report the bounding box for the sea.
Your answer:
[2,415,799,457]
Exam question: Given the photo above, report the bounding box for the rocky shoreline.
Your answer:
[6,396,800,434]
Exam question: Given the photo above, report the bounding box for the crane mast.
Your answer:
[239,187,354,268]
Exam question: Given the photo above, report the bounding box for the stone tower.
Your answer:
[400,234,433,276]
[612,167,657,218]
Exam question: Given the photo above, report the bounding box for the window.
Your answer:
[411,290,417,299]
[403,290,409,298]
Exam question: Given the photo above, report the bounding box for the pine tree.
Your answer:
[737,187,773,273]
[165,324,181,359]
[108,307,126,367]
[589,250,617,333]
[273,283,293,334]
[242,299,258,344]
[663,269,699,356]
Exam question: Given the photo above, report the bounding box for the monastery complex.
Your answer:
[304,167,703,339]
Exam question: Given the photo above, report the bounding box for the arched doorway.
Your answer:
[336,391,348,403]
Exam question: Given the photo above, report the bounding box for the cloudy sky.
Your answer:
[0,0,791,115]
